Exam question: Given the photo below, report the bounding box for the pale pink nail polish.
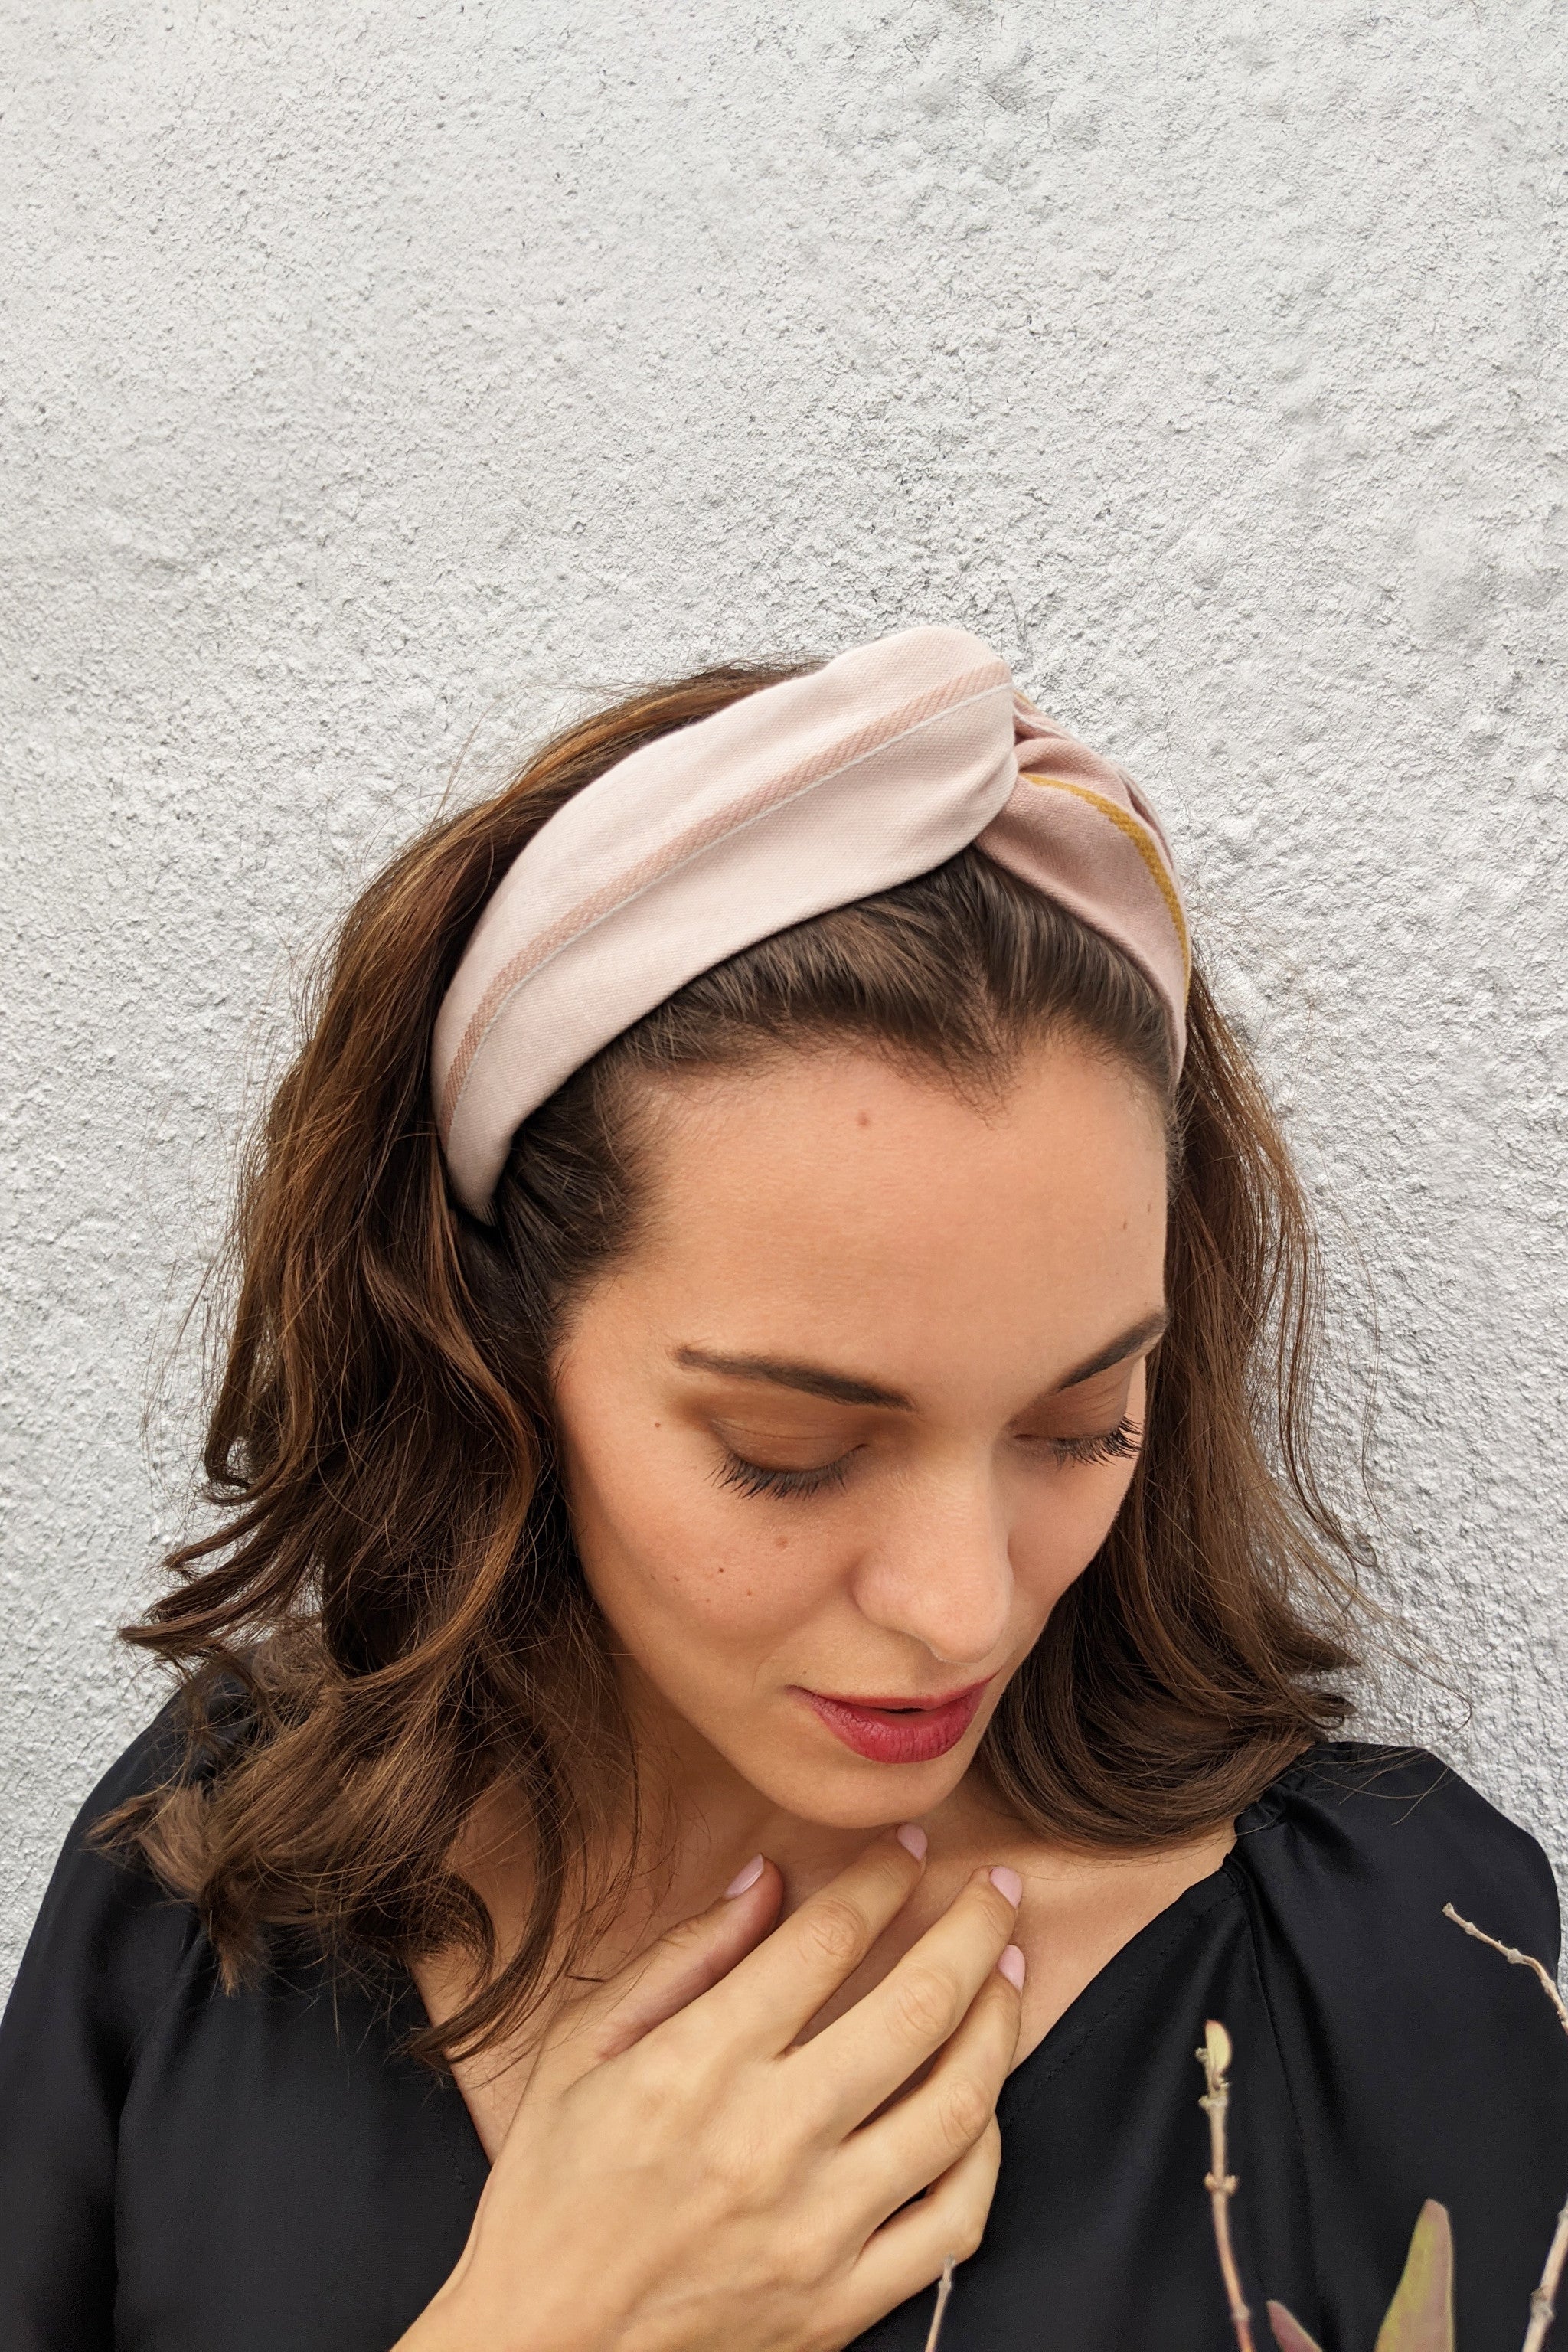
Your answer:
[897,1823,929,1861]
[989,1865,1023,1906]
[998,1943,1027,1990]
[724,1854,765,1896]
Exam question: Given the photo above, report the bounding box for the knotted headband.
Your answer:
[433,625,1190,1218]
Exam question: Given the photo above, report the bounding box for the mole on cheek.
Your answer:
[775,1535,789,1550]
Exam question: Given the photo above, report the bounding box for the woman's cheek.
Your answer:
[1011,1361,1151,1615]
[571,1436,841,1647]
[1011,1457,1142,1629]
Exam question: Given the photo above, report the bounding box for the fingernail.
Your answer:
[724,1854,765,1896]
[998,1943,1027,1991]
[988,1865,1023,1906]
[897,1823,929,1861]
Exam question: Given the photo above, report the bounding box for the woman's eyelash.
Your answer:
[714,1452,852,1501]
[714,1419,1144,1502]
[1043,1418,1144,1467]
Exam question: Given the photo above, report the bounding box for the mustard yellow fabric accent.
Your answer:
[1021,773,1191,984]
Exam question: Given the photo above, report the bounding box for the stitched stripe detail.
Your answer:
[1018,774,1191,982]
[438,658,1012,1140]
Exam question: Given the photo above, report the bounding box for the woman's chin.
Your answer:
[712,1719,985,1830]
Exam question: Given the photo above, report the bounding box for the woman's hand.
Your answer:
[397,1828,1024,2352]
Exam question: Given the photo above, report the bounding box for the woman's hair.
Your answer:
[106,660,1364,2064]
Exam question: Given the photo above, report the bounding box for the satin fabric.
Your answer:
[431,626,1189,1218]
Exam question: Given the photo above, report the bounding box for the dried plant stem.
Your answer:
[1444,1905,1568,2037]
[1197,2020,1256,2352]
[1443,1903,1568,2352]
[922,2256,956,2352]
[1522,2200,1568,2352]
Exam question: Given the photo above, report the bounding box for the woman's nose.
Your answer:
[848,1468,1014,1666]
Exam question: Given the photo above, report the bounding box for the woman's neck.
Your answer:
[420,1720,1233,2164]
[576,1661,1037,1948]
[449,1701,1019,1975]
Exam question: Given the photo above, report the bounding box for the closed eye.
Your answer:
[1031,1418,1144,1468]
[712,1419,1143,1503]
[714,1451,855,1501]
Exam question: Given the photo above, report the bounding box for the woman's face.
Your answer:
[552,1039,1168,1829]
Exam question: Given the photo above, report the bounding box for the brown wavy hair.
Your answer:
[106,659,1364,2063]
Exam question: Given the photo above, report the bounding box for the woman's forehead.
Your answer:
[570,1042,1168,1396]
[635,1039,1166,1229]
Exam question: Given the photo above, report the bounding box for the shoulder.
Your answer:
[0,1694,260,2339]
[1222,1742,1568,2347]
[1230,1740,1561,1975]
[2,1694,214,2053]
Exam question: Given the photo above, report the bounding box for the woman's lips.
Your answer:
[795,1680,991,1765]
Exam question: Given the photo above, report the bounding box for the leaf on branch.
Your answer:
[1372,2201,1454,2352]
[1266,2302,1326,2352]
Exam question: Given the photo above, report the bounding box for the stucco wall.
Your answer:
[4,0,1565,1991]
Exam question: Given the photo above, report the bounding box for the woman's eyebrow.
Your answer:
[671,1346,914,1410]
[671,1312,1168,1412]
[1055,1309,1169,1390]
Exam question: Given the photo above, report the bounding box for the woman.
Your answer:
[1,627,1562,2352]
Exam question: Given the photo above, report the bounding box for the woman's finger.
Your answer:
[793,1866,1022,2131]
[832,1958,1023,2226]
[696,1825,929,2052]
[828,2118,1004,2348]
[528,1856,785,2096]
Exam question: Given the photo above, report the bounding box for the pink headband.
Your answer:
[433,626,1190,1217]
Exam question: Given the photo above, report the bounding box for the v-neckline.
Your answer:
[997,1753,1308,2112]
[1000,1861,1243,2120]
[407,1756,1303,2184]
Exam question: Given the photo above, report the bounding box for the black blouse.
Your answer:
[2,1716,1565,2352]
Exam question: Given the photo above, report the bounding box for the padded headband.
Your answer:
[433,625,1189,1218]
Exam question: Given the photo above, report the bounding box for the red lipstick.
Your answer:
[796,1679,991,1764]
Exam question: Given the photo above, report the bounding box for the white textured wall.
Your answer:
[4,0,1566,1988]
